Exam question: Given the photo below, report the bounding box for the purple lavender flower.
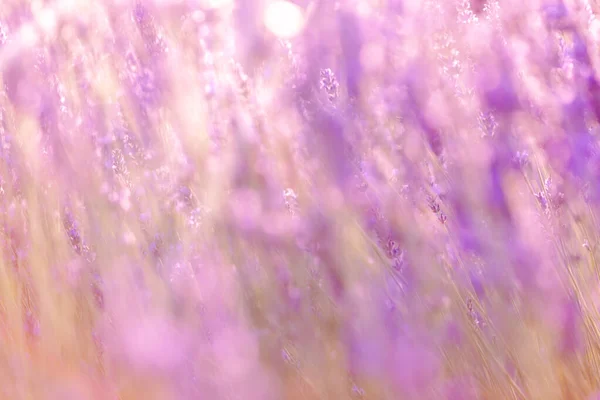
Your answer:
[320,68,339,102]
[559,297,583,356]
[338,10,362,101]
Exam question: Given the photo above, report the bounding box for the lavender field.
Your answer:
[2,0,600,398]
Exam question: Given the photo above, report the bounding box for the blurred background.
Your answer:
[0,0,599,399]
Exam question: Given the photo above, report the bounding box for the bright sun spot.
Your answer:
[264,1,305,39]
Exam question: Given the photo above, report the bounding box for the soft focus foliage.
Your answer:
[2,0,600,399]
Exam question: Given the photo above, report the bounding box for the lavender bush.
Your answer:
[1,0,600,398]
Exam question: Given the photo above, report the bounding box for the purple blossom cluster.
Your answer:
[1,0,600,399]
